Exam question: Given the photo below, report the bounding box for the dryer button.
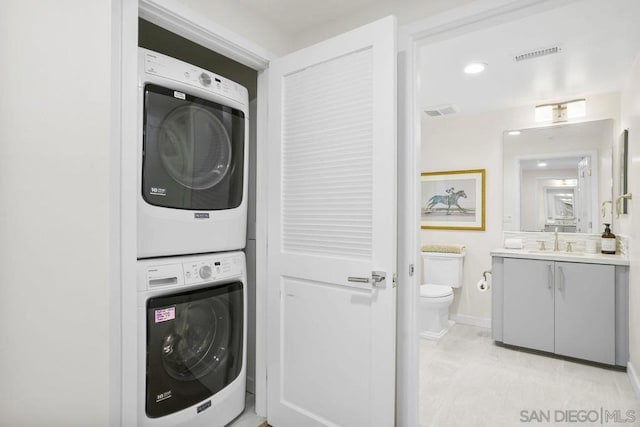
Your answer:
[199,265,212,279]
[199,72,212,87]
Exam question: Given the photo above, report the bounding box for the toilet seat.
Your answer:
[420,284,453,298]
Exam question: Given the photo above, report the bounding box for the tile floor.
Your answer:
[420,324,640,426]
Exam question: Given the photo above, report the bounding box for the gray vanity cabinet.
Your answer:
[502,258,615,365]
[503,258,554,353]
[554,261,615,364]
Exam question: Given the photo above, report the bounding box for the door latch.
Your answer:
[348,271,386,288]
[371,271,386,288]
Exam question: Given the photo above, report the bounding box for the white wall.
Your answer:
[420,92,621,321]
[0,1,113,425]
[618,53,640,384]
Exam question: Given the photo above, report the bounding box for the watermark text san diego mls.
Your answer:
[520,408,636,424]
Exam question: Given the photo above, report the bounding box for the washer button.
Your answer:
[199,265,212,279]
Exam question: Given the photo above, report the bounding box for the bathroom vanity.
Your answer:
[491,249,629,366]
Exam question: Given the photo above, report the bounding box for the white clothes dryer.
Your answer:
[137,251,246,427]
[138,49,249,258]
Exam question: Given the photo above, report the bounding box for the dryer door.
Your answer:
[142,84,246,210]
[145,282,244,418]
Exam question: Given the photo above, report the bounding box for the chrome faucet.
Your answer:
[553,227,560,252]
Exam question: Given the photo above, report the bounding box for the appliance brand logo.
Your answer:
[197,400,211,413]
[194,213,210,219]
[150,187,166,196]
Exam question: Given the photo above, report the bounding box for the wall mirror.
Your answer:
[503,119,613,234]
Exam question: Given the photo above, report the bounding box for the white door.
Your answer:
[266,16,397,427]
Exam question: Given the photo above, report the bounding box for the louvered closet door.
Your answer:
[267,16,397,427]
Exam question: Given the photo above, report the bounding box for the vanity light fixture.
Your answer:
[464,62,486,74]
[535,99,586,123]
[537,161,548,167]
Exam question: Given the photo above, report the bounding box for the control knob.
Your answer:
[198,265,212,279]
[199,72,212,86]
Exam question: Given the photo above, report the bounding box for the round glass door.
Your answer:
[160,298,231,381]
[158,104,232,190]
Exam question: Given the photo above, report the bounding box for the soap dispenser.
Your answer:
[601,223,616,254]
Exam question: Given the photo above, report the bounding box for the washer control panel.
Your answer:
[142,252,244,290]
[182,255,241,285]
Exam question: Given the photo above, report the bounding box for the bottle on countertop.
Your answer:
[601,223,616,255]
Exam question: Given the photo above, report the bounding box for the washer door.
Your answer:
[146,282,244,418]
[160,298,230,381]
[142,84,245,210]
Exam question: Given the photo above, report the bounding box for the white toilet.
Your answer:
[419,251,465,340]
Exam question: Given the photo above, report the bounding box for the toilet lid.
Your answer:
[420,284,453,298]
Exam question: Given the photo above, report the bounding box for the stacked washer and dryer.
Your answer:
[136,48,249,427]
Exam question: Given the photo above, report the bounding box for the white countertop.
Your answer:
[491,248,629,266]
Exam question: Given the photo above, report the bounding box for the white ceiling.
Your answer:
[227,0,474,43]
[418,0,640,114]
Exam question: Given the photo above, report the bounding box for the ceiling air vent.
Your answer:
[424,104,459,117]
[514,46,561,62]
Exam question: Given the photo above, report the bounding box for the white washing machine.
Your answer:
[138,48,249,259]
[137,251,247,427]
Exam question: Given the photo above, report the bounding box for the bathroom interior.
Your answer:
[416,1,640,425]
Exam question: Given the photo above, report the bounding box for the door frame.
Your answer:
[112,0,574,425]
[398,0,579,425]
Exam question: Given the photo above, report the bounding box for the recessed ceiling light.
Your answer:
[508,130,521,136]
[464,62,486,74]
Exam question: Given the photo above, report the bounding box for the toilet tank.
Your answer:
[422,251,465,288]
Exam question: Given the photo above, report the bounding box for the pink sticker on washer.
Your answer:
[155,307,176,323]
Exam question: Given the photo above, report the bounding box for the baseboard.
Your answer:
[419,320,455,341]
[628,362,640,400]
[450,314,491,329]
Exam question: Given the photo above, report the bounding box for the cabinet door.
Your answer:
[554,262,615,364]
[503,258,555,353]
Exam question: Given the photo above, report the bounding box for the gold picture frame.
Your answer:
[420,169,486,230]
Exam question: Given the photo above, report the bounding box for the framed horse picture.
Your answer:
[420,169,485,230]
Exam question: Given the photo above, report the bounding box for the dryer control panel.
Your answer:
[140,252,244,291]
[141,49,248,107]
